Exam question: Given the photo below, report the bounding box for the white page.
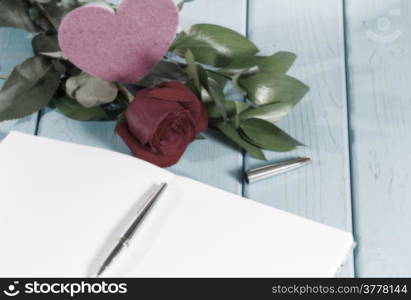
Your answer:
[0,132,353,277]
[0,132,174,277]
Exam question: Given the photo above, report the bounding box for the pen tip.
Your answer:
[96,267,105,278]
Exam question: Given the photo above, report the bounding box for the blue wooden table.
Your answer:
[1,0,410,277]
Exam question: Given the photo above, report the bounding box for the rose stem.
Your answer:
[171,60,232,80]
[206,69,232,80]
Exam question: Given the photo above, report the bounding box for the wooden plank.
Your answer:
[345,0,411,276]
[37,0,247,194]
[245,0,354,276]
[0,29,37,139]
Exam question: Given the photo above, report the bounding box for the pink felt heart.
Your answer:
[58,0,179,83]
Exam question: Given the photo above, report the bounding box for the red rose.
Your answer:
[117,82,208,167]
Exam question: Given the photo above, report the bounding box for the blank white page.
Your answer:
[0,132,353,277]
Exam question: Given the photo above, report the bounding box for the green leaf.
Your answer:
[216,122,266,160]
[260,52,297,73]
[232,71,248,95]
[184,49,201,91]
[197,64,209,89]
[185,62,226,119]
[222,52,297,75]
[0,56,60,121]
[239,72,309,106]
[65,72,118,108]
[207,77,227,120]
[42,0,69,21]
[41,0,79,29]
[185,79,198,98]
[206,101,249,119]
[240,118,302,152]
[240,102,294,123]
[171,24,259,67]
[194,65,227,119]
[196,67,212,102]
[0,0,38,32]
[207,71,228,89]
[32,33,60,55]
[138,60,188,87]
[51,59,67,74]
[171,31,188,50]
[177,0,195,11]
[53,95,109,121]
[50,0,79,10]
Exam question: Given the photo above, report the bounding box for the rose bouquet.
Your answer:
[0,0,309,167]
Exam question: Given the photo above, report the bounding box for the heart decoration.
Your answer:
[58,0,179,83]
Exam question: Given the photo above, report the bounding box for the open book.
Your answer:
[0,131,354,277]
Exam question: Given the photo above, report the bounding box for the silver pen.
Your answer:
[245,157,311,183]
[96,182,168,277]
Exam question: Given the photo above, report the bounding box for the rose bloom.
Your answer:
[117,82,208,167]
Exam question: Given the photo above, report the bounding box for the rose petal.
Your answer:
[145,83,196,102]
[154,114,196,155]
[196,104,209,132]
[117,123,188,168]
[135,87,152,98]
[160,81,189,90]
[126,96,185,145]
[144,82,203,123]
